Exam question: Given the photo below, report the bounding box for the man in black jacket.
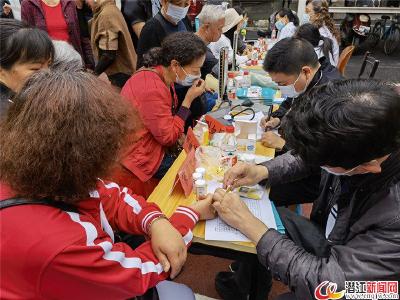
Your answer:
[261,37,343,207]
[217,79,400,299]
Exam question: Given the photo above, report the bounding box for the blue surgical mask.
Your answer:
[277,72,308,98]
[166,3,189,24]
[242,20,248,29]
[275,20,286,31]
[302,13,310,24]
[175,66,201,87]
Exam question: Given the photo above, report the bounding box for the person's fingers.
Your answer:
[169,254,184,279]
[223,165,244,187]
[212,201,222,213]
[213,189,226,202]
[232,178,250,189]
[260,117,267,128]
[156,251,171,273]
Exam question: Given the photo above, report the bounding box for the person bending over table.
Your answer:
[0,69,216,299]
[112,32,206,198]
[216,79,400,300]
[260,37,342,207]
[274,8,298,41]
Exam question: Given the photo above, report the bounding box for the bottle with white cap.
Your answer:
[195,179,207,200]
[195,167,206,179]
[192,172,202,190]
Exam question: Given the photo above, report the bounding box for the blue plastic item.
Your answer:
[236,87,276,106]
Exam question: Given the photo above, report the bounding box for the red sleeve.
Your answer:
[97,180,164,236]
[121,74,190,147]
[40,238,169,298]
[39,207,199,299]
[21,1,35,26]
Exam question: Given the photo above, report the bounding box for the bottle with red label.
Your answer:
[221,126,238,168]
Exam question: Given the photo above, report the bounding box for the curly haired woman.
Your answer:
[304,0,339,66]
[0,69,215,299]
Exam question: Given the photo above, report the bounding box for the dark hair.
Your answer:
[282,79,400,169]
[233,5,245,16]
[277,8,299,26]
[0,69,141,203]
[296,23,333,61]
[263,37,319,75]
[306,0,340,41]
[0,19,54,70]
[142,32,207,67]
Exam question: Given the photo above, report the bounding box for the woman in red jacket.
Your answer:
[114,32,207,197]
[0,69,215,299]
[21,0,94,69]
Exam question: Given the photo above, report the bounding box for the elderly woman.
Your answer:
[0,19,53,117]
[0,68,215,299]
[112,32,206,197]
[52,40,83,71]
[86,0,137,87]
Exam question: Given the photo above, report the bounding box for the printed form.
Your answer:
[205,181,277,242]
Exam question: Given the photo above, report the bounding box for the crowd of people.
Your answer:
[0,0,399,299]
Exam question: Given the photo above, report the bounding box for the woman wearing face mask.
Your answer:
[111,32,206,197]
[303,0,339,66]
[136,0,191,69]
[275,8,298,41]
[0,19,54,117]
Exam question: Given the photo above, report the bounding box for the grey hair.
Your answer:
[197,5,225,25]
[51,40,83,71]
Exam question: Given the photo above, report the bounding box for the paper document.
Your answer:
[205,182,277,242]
[234,111,265,140]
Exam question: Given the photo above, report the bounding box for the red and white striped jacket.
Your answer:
[0,180,199,299]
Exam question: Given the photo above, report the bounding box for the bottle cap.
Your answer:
[195,179,206,187]
[228,72,235,78]
[195,167,206,175]
[193,172,202,180]
[225,126,235,133]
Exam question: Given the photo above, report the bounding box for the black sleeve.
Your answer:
[200,48,218,79]
[271,97,293,119]
[136,19,165,68]
[123,0,147,26]
[94,49,117,75]
[76,3,92,38]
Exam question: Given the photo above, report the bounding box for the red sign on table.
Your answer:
[175,149,196,197]
[183,127,200,153]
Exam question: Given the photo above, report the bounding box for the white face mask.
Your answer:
[175,66,201,87]
[278,71,308,98]
[165,3,189,24]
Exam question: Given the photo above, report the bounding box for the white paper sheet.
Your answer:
[234,111,265,140]
[205,182,277,242]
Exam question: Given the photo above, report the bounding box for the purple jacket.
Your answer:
[21,0,94,69]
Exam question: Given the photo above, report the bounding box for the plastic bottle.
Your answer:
[220,126,238,168]
[227,72,236,100]
[195,179,207,200]
[251,49,258,66]
[243,70,251,88]
[192,172,203,190]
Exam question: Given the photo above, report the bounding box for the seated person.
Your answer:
[113,32,206,197]
[208,7,248,68]
[136,0,191,69]
[0,68,215,298]
[296,23,336,67]
[275,8,298,41]
[195,4,224,78]
[86,0,137,87]
[0,19,53,117]
[260,37,342,152]
[217,79,400,299]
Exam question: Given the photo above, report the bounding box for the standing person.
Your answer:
[275,8,298,41]
[86,0,137,88]
[304,0,339,66]
[0,19,53,117]
[218,79,400,299]
[195,4,224,78]
[113,32,206,197]
[0,68,216,299]
[136,0,191,69]
[296,23,336,67]
[21,0,94,69]
[122,0,161,49]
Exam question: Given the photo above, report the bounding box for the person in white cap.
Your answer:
[208,7,248,66]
